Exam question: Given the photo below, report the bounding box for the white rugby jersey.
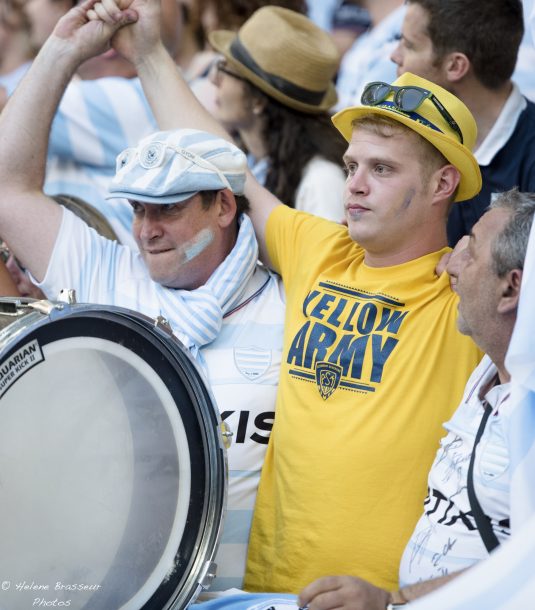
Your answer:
[39,210,285,591]
[399,355,511,585]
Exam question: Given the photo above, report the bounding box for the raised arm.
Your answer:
[0,0,136,281]
[95,0,281,263]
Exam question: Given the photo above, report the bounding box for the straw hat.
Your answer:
[332,72,482,202]
[209,6,339,114]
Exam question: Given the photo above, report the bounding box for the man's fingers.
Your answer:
[101,0,123,19]
[299,576,344,607]
[92,2,116,24]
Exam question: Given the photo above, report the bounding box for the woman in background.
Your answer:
[208,6,347,220]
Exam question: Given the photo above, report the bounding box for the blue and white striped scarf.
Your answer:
[156,213,258,367]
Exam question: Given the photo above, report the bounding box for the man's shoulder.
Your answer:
[269,205,352,242]
[225,265,285,319]
[512,97,535,135]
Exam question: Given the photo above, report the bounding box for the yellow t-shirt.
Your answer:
[244,206,483,593]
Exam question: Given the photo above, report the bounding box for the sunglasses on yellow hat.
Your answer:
[361,81,464,145]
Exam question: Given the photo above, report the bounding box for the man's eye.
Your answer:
[344,164,357,177]
[160,203,183,216]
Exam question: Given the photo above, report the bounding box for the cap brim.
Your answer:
[332,105,482,202]
[105,190,198,205]
[209,30,338,114]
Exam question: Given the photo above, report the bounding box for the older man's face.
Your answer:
[131,193,224,290]
[450,207,512,341]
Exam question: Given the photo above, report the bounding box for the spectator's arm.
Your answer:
[0,0,136,281]
[298,571,464,610]
[101,0,281,265]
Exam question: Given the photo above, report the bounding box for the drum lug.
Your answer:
[154,315,173,335]
[57,288,77,304]
[198,560,218,589]
[28,299,65,315]
[220,421,233,449]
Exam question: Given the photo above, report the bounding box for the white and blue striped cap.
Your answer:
[107,129,247,204]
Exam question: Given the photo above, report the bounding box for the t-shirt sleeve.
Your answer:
[265,204,349,285]
[36,208,133,304]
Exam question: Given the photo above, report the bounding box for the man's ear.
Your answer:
[431,164,460,205]
[497,268,523,315]
[443,52,470,84]
[216,188,238,228]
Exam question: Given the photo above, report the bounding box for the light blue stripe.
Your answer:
[229,469,261,478]
[211,322,285,349]
[79,80,128,167]
[220,509,254,543]
[49,109,74,159]
[509,390,535,465]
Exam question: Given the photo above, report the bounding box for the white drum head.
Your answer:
[0,303,226,610]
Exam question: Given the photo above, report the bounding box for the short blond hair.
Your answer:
[351,114,449,178]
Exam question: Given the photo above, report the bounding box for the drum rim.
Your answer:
[0,300,228,610]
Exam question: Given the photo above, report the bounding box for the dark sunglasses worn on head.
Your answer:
[361,81,464,145]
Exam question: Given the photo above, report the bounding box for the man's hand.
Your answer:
[87,0,163,66]
[298,576,391,610]
[51,0,138,65]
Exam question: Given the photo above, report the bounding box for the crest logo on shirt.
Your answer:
[234,346,272,380]
[315,362,342,400]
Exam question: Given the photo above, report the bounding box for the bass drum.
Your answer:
[0,297,227,610]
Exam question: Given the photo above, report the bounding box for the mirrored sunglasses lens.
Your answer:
[397,87,426,112]
[362,83,391,105]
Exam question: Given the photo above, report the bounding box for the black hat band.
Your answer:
[229,37,328,106]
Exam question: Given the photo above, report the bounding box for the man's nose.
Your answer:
[347,167,370,196]
[138,211,164,241]
[446,235,470,290]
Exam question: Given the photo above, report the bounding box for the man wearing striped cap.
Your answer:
[0,13,285,594]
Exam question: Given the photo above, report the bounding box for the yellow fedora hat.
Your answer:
[209,6,339,114]
[332,72,482,202]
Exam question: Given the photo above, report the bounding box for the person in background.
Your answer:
[392,0,535,246]
[209,7,347,220]
[0,0,34,96]
[327,0,371,67]
[334,0,404,109]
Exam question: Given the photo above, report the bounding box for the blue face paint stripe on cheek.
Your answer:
[402,188,416,209]
[183,228,214,262]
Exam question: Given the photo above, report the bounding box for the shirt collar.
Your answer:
[475,83,527,166]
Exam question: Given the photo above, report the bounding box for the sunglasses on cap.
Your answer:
[361,82,464,145]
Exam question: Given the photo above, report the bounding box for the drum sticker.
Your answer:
[0,339,44,398]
